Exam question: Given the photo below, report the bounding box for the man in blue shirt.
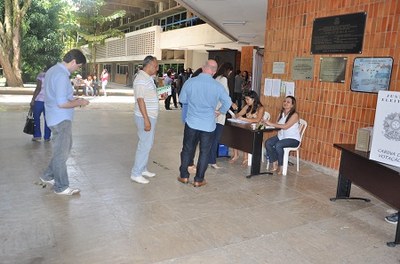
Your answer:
[178,59,232,187]
[40,49,90,195]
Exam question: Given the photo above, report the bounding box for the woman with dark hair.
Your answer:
[264,96,300,174]
[230,90,264,165]
[208,62,236,169]
[241,70,251,93]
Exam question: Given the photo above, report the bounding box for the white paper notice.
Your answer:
[264,78,272,96]
[283,81,295,96]
[272,79,281,97]
[369,91,400,168]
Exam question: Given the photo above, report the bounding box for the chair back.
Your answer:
[298,119,308,144]
[263,111,271,121]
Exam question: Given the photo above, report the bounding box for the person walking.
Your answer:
[100,68,109,96]
[40,49,90,195]
[30,67,51,142]
[177,59,232,187]
[130,55,159,184]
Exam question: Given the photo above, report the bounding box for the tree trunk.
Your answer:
[0,50,23,87]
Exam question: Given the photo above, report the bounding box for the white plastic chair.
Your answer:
[281,118,308,175]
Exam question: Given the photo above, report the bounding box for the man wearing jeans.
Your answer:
[40,49,90,195]
[130,55,159,184]
[177,59,232,187]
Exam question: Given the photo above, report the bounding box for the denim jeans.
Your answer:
[180,124,215,182]
[131,116,157,177]
[265,135,299,166]
[33,101,51,140]
[43,120,72,192]
[208,123,224,164]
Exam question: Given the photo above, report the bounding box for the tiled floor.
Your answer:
[1,95,399,264]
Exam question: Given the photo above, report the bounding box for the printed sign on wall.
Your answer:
[369,91,400,168]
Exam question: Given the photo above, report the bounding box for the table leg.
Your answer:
[387,211,400,247]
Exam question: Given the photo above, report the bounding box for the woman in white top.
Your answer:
[264,96,300,174]
[208,62,236,169]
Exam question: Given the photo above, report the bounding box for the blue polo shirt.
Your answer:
[179,73,231,132]
[44,63,74,126]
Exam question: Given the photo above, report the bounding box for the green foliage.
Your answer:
[21,0,65,82]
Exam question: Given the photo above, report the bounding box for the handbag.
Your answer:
[23,108,35,135]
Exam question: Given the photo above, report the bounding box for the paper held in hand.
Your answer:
[228,109,236,118]
[156,85,171,95]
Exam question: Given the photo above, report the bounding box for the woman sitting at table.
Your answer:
[230,90,264,166]
[263,95,300,174]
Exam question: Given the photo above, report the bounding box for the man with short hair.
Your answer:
[178,59,232,187]
[40,49,90,195]
[131,55,159,184]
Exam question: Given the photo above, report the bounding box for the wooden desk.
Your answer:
[332,143,400,247]
[220,119,277,177]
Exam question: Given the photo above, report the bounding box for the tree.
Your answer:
[74,0,125,73]
[0,0,32,86]
[21,0,65,82]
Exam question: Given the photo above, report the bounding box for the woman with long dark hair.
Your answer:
[230,90,264,166]
[264,96,300,174]
[208,62,235,169]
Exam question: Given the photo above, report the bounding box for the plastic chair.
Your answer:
[281,118,308,175]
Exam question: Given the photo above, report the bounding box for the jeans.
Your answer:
[33,101,51,140]
[265,136,299,166]
[208,123,224,164]
[165,88,177,109]
[131,116,157,177]
[43,120,72,192]
[180,124,215,182]
[102,80,108,96]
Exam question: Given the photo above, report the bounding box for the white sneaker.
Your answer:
[40,177,55,185]
[131,176,149,184]
[142,171,156,177]
[55,187,80,195]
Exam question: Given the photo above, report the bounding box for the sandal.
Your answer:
[229,156,239,164]
[241,159,248,167]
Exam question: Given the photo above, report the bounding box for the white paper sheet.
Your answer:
[272,79,281,97]
[264,78,272,96]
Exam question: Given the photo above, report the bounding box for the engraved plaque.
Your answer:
[292,57,314,80]
[311,12,366,54]
[319,57,347,83]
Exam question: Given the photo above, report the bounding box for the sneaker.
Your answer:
[44,138,51,142]
[55,187,80,196]
[40,177,55,185]
[142,171,156,177]
[32,137,42,142]
[131,176,149,184]
[385,213,398,225]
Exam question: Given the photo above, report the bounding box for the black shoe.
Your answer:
[385,213,398,224]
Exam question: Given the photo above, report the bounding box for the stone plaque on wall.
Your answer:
[311,12,366,54]
[292,57,314,80]
[319,57,347,83]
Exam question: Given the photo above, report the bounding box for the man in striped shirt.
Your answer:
[131,56,159,184]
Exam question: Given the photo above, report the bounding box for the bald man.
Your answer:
[178,60,232,187]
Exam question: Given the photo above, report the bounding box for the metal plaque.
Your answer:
[311,12,366,54]
[292,57,314,80]
[319,57,347,83]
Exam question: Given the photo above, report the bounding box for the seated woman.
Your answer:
[263,95,300,174]
[230,90,264,166]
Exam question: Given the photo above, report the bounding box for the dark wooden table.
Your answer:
[220,119,278,178]
[332,143,400,247]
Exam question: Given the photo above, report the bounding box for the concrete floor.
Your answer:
[0,95,399,264]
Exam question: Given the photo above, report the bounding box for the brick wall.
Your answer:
[262,0,400,169]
